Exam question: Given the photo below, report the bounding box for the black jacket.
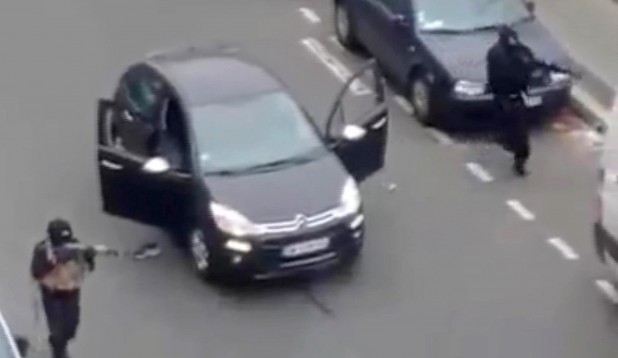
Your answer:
[486,41,536,96]
[30,238,95,282]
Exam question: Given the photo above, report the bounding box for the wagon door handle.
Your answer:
[101,160,123,170]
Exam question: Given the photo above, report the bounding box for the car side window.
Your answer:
[112,68,166,158]
[381,0,411,15]
[151,95,192,173]
[378,0,398,11]
[122,70,164,122]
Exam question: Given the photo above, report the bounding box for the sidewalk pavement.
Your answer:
[533,0,618,131]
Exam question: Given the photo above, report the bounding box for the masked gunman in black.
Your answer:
[30,219,96,358]
[486,25,536,176]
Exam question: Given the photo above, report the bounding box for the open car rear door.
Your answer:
[325,59,389,183]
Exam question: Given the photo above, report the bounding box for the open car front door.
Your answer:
[97,99,195,229]
[325,59,389,183]
[97,99,154,221]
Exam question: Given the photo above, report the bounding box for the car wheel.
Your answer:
[408,74,437,126]
[189,229,218,281]
[163,226,188,248]
[334,1,362,52]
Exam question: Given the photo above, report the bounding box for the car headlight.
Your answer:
[336,177,361,217]
[210,202,263,237]
[550,71,570,83]
[454,80,486,96]
[224,239,252,253]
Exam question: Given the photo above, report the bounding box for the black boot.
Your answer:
[50,339,69,358]
[513,158,527,176]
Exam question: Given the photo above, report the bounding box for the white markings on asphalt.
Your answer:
[427,128,455,145]
[300,38,371,96]
[465,162,494,182]
[328,35,345,50]
[394,95,413,114]
[506,199,535,221]
[547,237,580,260]
[595,279,618,304]
[584,130,604,147]
[298,7,321,24]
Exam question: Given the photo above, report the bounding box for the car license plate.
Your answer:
[523,95,542,107]
[282,237,330,258]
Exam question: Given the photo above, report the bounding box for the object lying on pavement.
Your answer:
[132,243,161,260]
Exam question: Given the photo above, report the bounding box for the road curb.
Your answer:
[570,85,615,134]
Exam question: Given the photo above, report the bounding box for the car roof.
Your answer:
[145,46,284,107]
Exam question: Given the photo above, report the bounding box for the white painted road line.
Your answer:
[584,130,604,147]
[465,162,494,182]
[298,7,321,23]
[505,199,535,221]
[300,38,371,96]
[595,279,618,304]
[328,35,345,50]
[547,237,580,260]
[394,95,413,114]
[427,128,455,145]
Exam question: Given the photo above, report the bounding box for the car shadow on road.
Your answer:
[208,256,363,315]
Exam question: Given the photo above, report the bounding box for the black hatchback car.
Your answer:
[334,0,573,127]
[96,46,389,281]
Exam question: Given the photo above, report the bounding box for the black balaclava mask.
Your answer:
[47,219,73,247]
[497,25,519,48]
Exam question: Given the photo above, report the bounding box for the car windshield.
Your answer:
[192,91,326,174]
[415,0,530,32]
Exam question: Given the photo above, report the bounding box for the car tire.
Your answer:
[408,73,437,126]
[344,230,365,264]
[334,1,362,52]
[188,229,220,282]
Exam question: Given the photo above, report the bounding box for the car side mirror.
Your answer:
[342,124,367,141]
[142,157,171,174]
[14,336,29,357]
[524,0,535,13]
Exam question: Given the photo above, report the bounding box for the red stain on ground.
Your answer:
[549,107,588,132]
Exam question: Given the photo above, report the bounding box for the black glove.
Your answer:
[84,246,97,271]
[84,246,97,259]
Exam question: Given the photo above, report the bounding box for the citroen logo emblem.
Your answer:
[295,214,307,228]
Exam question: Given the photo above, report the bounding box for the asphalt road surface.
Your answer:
[534,0,618,94]
[0,0,617,357]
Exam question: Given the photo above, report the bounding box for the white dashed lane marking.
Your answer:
[328,35,345,51]
[596,279,618,304]
[547,237,580,260]
[298,7,321,23]
[394,95,413,114]
[506,199,535,221]
[465,162,494,182]
[300,37,371,96]
[427,128,455,146]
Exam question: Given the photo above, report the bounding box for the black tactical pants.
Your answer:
[41,287,80,358]
[495,96,530,169]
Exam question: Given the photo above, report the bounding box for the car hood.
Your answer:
[204,154,349,223]
[419,19,572,82]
